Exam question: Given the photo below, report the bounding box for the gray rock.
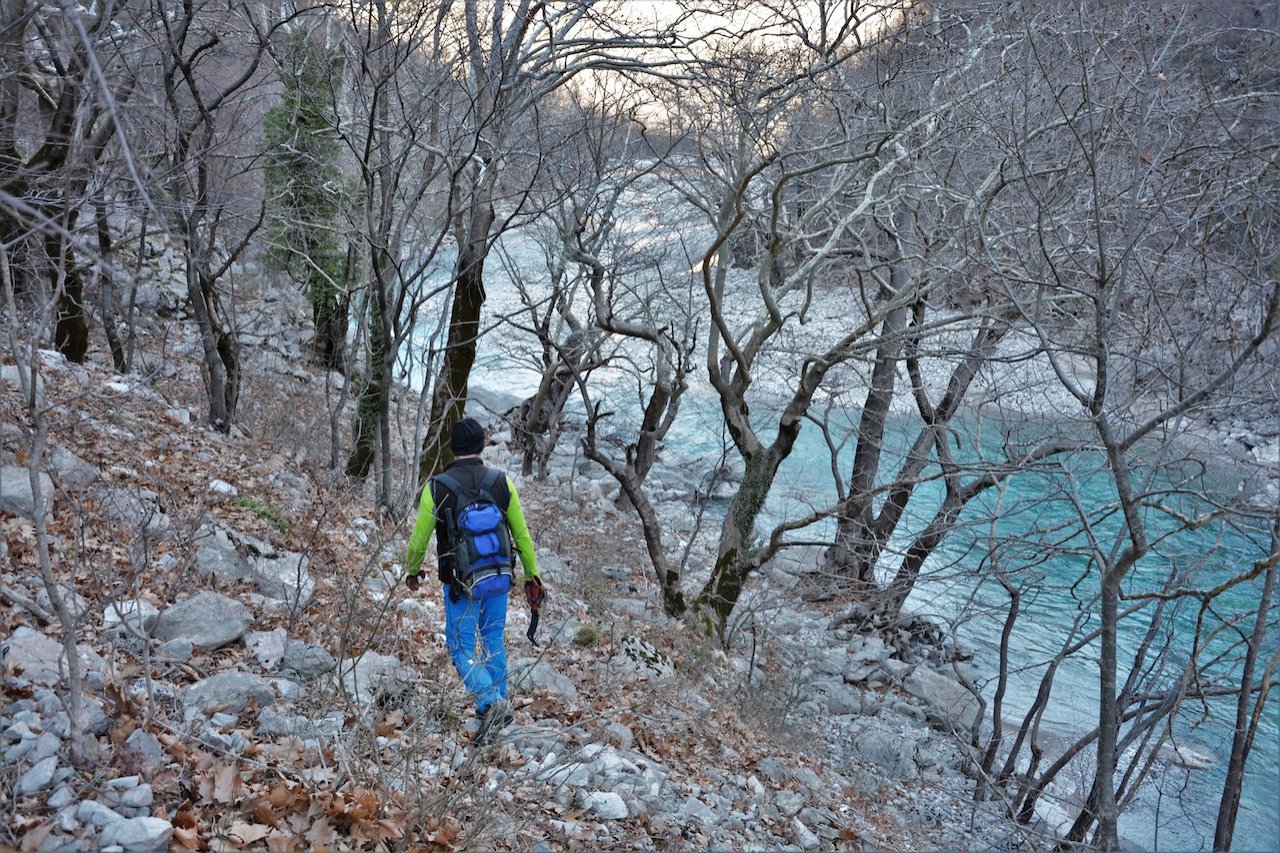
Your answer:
[509,657,578,703]
[854,726,920,780]
[903,665,980,732]
[0,466,53,518]
[758,757,788,784]
[338,652,416,707]
[75,799,123,828]
[576,790,628,820]
[103,600,160,635]
[2,626,106,687]
[193,528,252,583]
[99,816,173,853]
[94,487,169,534]
[29,730,61,763]
[774,790,806,817]
[279,640,335,680]
[47,785,75,810]
[252,552,314,609]
[793,816,821,851]
[121,729,165,773]
[155,638,192,663]
[48,447,100,489]
[599,565,630,581]
[183,672,276,715]
[35,584,91,621]
[613,636,676,682]
[17,756,58,795]
[153,592,253,650]
[244,628,288,669]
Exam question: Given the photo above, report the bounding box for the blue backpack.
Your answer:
[432,469,513,599]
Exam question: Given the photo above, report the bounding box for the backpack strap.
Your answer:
[476,468,506,510]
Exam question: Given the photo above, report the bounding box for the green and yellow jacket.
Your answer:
[406,457,538,586]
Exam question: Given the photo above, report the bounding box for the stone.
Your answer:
[94,488,170,534]
[183,672,276,715]
[193,528,252,584]
[103,600,160,635]
[774,790,806,817]
[509,658,578,703]
[155,638,192,663]
[75,799,123,828]
[277,637,335,676]
[793,816,821,851]
[602,721,634,750]
[99,816,173,853]
[120,729,165,774]
[29,730,61,763]
[613,635,676,682]
[208,479,238,496]
[244,628,288,669]
[338,653,416,707]
[251,552,314,609]
[47,785,75,809]
[599,565,630,581]
[48,447,100,489]
[903,665,980,732]
[577,790,628,820]
[153,592,253,650]
[17,756,58,795]
[2,626,106,687]
[853,726,919,780]
[0,466,54,518]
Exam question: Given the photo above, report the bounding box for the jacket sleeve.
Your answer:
[405,486,437,578]
[505,477,539,579]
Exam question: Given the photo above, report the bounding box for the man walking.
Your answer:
[405,416,544,742]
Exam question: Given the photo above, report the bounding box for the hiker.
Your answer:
[405,416,544,742]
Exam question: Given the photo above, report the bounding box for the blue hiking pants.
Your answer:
[442,584,508,714]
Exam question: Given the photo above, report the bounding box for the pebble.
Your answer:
[17,756,58,795]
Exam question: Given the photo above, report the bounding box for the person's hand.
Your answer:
[524,577,545,609]
[406,573,420,592]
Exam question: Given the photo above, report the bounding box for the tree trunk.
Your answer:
[419,195,494,481]
[50,220,89,363]
[825,301,909,583]
[1213,514,1279,851]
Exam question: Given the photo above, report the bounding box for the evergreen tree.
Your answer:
[264,29,349,373]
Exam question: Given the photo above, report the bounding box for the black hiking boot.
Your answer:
[475,699,513,745]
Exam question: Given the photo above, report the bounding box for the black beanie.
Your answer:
[450,416,485,456]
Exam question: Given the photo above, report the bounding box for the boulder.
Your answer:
[613,636,675,682]
[2,626,106,686]
[48,447,100,489]
[251,552,314,609]
[16,756,58,795]
[279,641,335,680]
[103,600,160,635]
[99,816,173,853]
[152,592,252,650]
[183,672,276,715]
[903,665,980,732]
[94,487,170,534]
[0,466,53,518]
[576,790,628,820]
[244,628,288,669]
[510,658,578,703]
[338,652,416,707]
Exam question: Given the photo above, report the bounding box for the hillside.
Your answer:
[0,276,1052,852]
